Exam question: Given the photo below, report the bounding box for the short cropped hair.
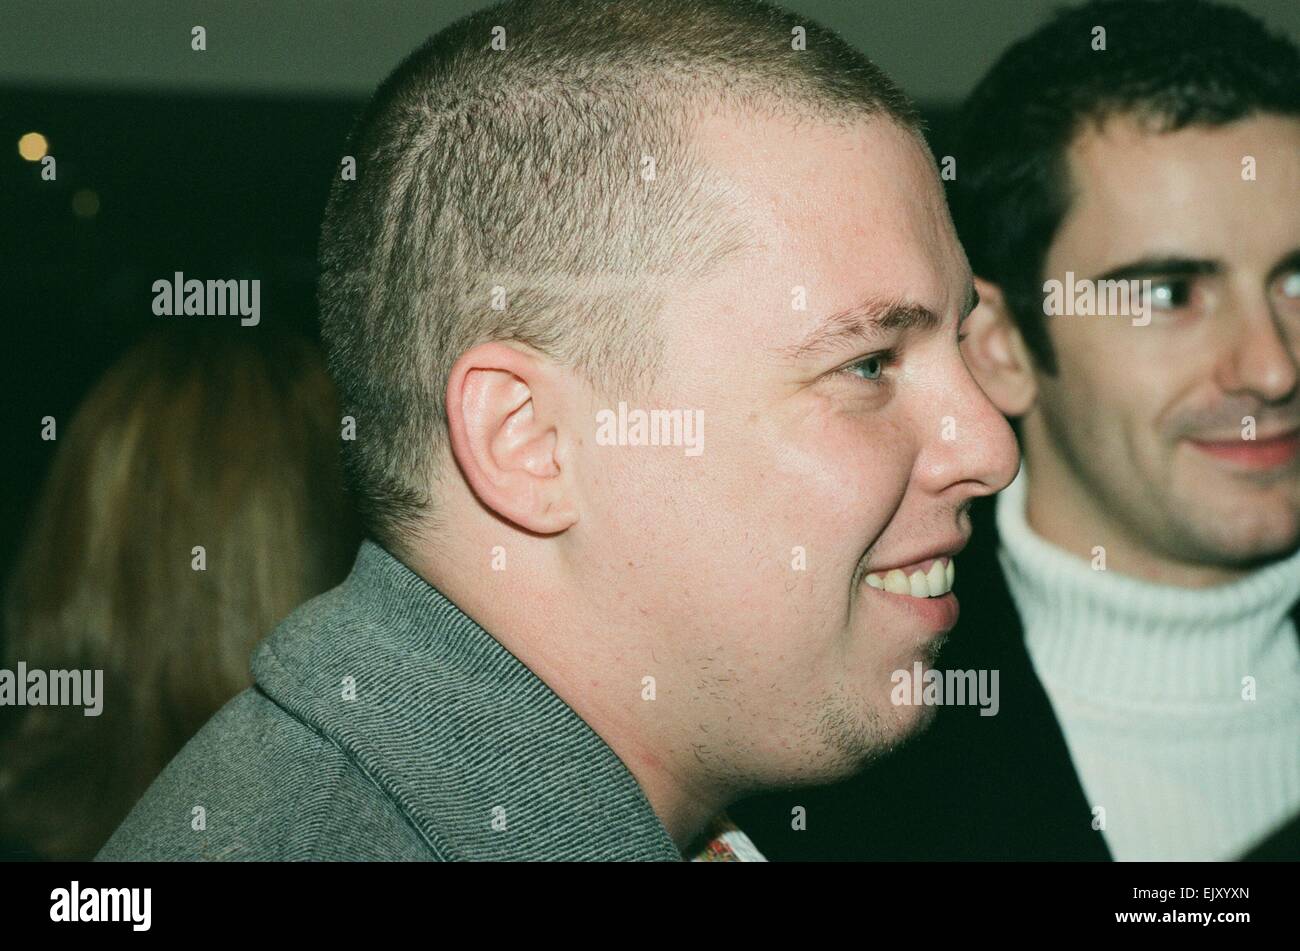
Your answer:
[949,0,1300,374]
[317,0,920,552]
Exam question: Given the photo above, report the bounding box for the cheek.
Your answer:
[764,403,915,565]
[1047,327,1156,438]
[584,395,915,616]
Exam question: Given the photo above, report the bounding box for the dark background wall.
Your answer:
[5,0,1299,105]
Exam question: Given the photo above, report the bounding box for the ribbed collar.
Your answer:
[996,467,1300,706]
[252,540,682,861]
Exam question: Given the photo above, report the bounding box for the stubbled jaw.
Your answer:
[865,556,955,599]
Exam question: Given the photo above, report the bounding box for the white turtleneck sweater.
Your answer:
[996,467,1300,861]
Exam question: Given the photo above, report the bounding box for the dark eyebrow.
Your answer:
[778,285,972,363]
[1092,256,1221,283]
[1267,249,1300,283]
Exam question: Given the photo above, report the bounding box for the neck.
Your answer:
[525,656,728,851]
[404,535,728,853]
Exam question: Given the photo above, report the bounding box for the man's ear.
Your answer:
[445,341,579,534]
[961,276,1039,418]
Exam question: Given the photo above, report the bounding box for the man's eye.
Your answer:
[1147,278,1192,310]
[1277,270,1300,300]
[844,352,891,382]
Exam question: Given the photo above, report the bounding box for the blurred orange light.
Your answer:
[18,132,48,161]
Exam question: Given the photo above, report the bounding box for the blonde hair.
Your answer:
[0,328,359,859]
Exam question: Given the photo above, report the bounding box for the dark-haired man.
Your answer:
[98,0,1016,861]
[734,0,1300,861]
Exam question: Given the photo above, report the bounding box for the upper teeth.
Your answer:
[865,558,954,598]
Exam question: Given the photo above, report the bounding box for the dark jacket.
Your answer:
[98,541,681,861]
[731,496,1300,860]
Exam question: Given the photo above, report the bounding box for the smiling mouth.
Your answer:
[864,557,955,599]
[1186,428,1300,470]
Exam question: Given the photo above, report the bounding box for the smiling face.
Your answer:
[1022,113,1300,583]
[569,111,1019,790]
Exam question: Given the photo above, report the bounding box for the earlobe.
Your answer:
[961,277,1039,418]
[445,342,579,534]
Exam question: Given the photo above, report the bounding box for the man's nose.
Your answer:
[1213,295,1299,404]
[920,364,1021,501]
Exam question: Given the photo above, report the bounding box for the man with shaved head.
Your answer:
[99,0,1015,861]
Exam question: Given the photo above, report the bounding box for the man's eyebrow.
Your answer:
[1266,248,1300,283]
[1092,256,1221,283]
[777,295,946,362]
